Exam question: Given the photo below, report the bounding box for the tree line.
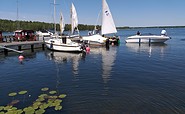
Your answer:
[0,19,100,32]
[1,19,184,32]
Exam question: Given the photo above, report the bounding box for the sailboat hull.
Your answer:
[82,34,107,46]
[45,39,83,52]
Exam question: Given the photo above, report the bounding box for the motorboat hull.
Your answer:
[125,35,170,43]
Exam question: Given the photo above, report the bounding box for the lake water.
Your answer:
[1,28,185,114]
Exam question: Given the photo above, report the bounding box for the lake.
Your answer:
[1,28,185,114]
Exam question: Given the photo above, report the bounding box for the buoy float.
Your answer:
[86,47,90,52]
[18,55,24,59]
[18,55,24,63]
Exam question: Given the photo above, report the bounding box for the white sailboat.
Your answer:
[82,0,119,45]
[45,1,84,52]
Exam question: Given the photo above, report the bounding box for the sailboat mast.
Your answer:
[54,0,56,34]
[16,0,20,30]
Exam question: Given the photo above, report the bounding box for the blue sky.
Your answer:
[0,0,185,27]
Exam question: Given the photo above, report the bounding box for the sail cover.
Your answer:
[101,0,117,35]
[71,3,78,34]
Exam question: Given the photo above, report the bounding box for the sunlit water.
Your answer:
[1,28,185,114]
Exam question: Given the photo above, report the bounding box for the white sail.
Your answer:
[101,0,117,35]
[71,3,78,35]
[60,11,65,34]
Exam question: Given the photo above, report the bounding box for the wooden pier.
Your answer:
[0,41,45,55]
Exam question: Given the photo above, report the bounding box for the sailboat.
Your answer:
[82,0,120,46]
[45,1,84,52]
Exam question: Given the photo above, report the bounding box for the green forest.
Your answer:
[0,19,100,32]
[1,19,184,32]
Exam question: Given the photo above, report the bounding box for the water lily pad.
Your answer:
[33,101,42,106]
[32,105,39,110]
[49,91,57,95]
[8,92,17,97]
[39,103,49,110]
[35,109,45,114]
[0,106,4,111]
[16,109,23,114]
[18,91,27,95]
[4,105,12,110]
[54,99,62,104]
[55,105,62,110]
[0,112,5,114]
[4,110,15,114]
[36,97,45,102]
[38,94,48,98]
[41,88,49,92]
[58,94,67,98]
[48,95,58,99]
[11,107,18,110]
[47,101,53,108]
[23,107,35,114]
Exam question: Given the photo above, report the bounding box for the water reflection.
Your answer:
[47,51,85,75]
[90,47,117,83]
[126,43,167,58]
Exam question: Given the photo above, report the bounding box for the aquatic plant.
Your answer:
[59,94,67,98]
[8,92,17,97]
[49,91,57,95]
[18,91,27,95]
[41,88,49,91]
[0,87,67,114]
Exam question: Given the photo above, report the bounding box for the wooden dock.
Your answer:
[0,41,45,55]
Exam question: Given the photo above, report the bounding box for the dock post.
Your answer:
[149,38,151,46]
[18,45,22,51]
[42,43,45,50]
[4,47,8,55]
[31,44,34,52]
[139,38,141,46]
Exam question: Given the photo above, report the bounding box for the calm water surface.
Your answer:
[1,28,185,114]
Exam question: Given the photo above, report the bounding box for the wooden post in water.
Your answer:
[18,45,22,51]
[4,47,8,55]
[139,38,141,46]
[31,44,34,52]
[42,43,45,50]
[149,38,151,46]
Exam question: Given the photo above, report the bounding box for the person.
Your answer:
[161,29,167,36]
[137,31,141,35]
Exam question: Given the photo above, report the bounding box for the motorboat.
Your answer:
[36,30,53,37]
[125,34,170,43]
[126,30,170,43]
[82,0,119,46]
[35,30,53,41]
